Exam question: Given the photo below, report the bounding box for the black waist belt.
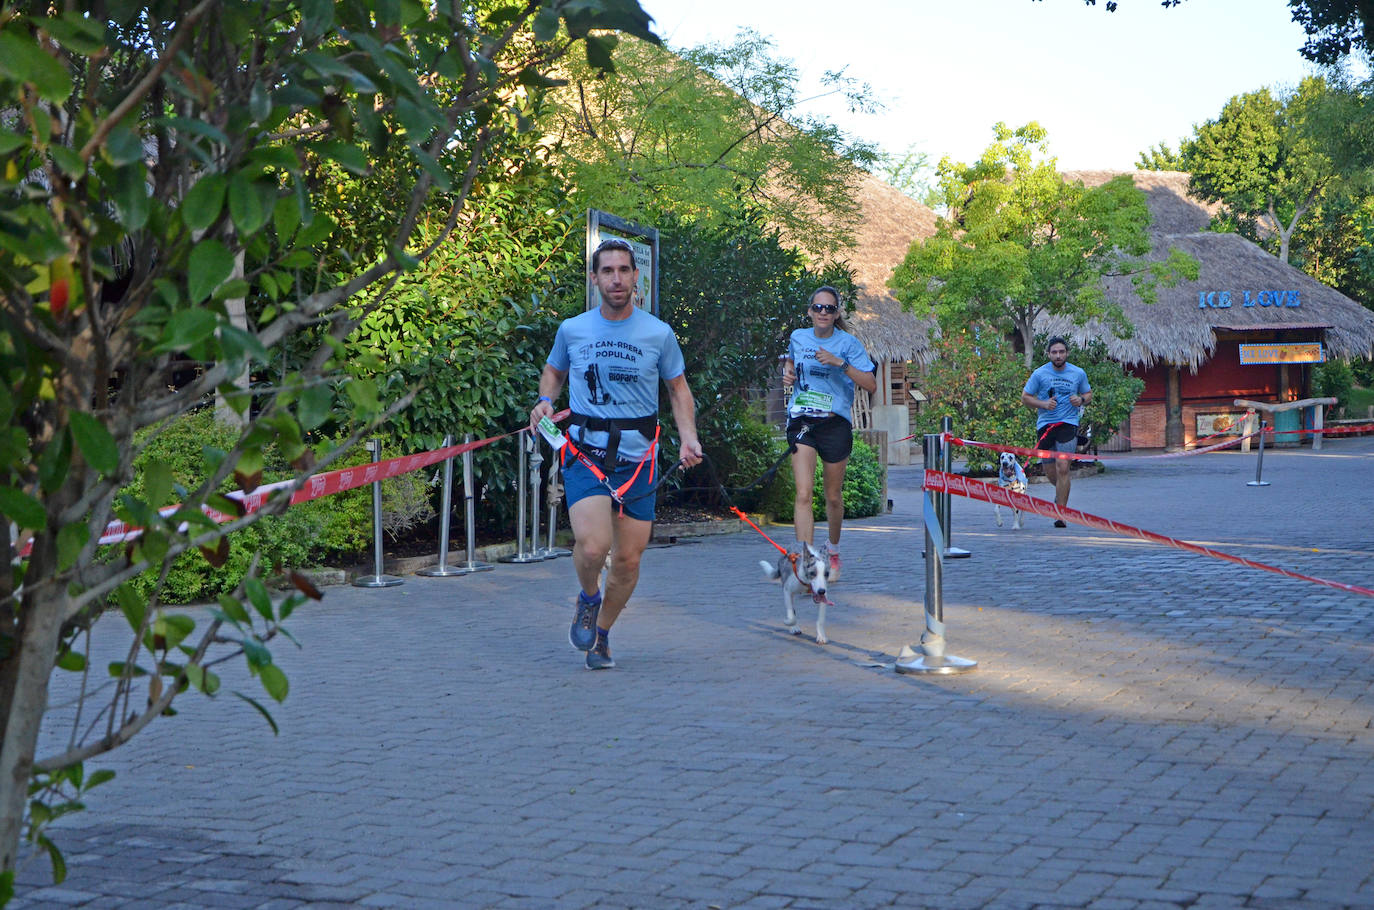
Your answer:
[568,412,657,472]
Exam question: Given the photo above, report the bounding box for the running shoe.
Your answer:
[1053,519,1067,528]
[585,635,615,670]
[569,591,600,651]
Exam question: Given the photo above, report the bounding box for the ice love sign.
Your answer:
[1197,290,1301,309]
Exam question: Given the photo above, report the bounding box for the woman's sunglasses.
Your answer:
[810,303,839,314]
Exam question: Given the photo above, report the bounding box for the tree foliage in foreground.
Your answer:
[0,0,653,897]
[890,123,1197,369]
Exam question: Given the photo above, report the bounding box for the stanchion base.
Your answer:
[1246,481,1271,487]
[352,574,403,588]
[417,565,470,577]
[498,553,547,564]
[894,651,977,675]
[453,561,494,573]
[532,547,572,559]
[943,547,972,559]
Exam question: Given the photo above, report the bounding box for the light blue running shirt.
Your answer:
[546,307,685,460]
[1023,361,1091,429]
[785,327,874,425]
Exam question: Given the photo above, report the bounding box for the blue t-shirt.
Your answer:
[785,328,874,425]
[546,307,686,460]
[1023,362,1091,429]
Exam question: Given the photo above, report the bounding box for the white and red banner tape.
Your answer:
[21,411,571,557]
[922,470,1374,599]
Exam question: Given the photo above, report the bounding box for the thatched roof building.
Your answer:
[1048,170,1374,368]
[837,172,939,366]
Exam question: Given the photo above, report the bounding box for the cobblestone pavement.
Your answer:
[13,438,1374,909]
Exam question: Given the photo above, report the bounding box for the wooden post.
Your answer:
[1313,403,1325,450]
[1165,365,1184,452]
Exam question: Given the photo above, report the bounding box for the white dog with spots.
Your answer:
[994,451,1029,530]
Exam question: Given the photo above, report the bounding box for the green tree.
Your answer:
[544,28,878,258]
[0,0,653,895]
[890,122,1197,368]
[1136,142,1185,171]
[1182,78,1361,264]
[912,326,1034,473]
[874,142,938,205]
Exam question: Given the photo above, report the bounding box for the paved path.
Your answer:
[14,438,1374,909]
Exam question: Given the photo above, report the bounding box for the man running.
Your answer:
[1020,336,1092,527]
[530,238,703,669]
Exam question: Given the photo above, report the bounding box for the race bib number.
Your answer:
[537,416,567,451]
[793,390,834,412]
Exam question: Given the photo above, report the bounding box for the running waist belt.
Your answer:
[568,412,657,470]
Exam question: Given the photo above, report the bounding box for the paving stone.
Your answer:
[10,440,1374,907]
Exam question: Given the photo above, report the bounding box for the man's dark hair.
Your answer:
[591,237,635,272]
[1046,336,1069,352]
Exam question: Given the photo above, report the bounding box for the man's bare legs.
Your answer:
[568,497,652,631]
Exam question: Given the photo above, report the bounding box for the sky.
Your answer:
[638,0,1328,174]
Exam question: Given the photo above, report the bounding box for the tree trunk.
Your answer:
[0,569,67,873]
[1020,320,1035,370]
[1165,364,1184,452]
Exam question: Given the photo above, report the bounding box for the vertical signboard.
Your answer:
[586,209,659,316]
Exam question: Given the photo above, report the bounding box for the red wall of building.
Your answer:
[1123,333,1317,448]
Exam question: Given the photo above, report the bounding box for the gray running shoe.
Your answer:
[569,592,600,651]
[585,636,615,670]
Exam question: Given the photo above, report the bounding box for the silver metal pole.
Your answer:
[535,438,570,559]
[499,432,545,564]
[940,416,970,558]
[527,435,543,553]
[455,433,493,573]
[897,434,975,675]
[419,434,468,577]
[1247,419,1271,487]
[353,438,403,587]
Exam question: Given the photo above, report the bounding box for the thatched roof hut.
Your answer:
[1047,171,1374,368]
[830,171,938,366]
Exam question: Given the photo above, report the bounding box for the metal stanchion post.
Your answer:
[940,416,970,558]
[1247,419,1271,487]
[499,433,546,564]
[897,434,975,675]
[352,438,403,587]
[454,433,493,573]
[418,434,468,577]
[535,441,570,559]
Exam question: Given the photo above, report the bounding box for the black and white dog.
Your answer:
[760,543,834,644]
[994,451,1028,530]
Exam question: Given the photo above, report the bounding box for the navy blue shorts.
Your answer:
[561,449,657,522]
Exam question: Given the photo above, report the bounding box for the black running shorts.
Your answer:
[787,414,854,464]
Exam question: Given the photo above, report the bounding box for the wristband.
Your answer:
[536,396,551,405]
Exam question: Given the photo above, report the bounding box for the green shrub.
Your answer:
[1313,359,1356,415]
[760,438,884,523]
[118,410,429,604]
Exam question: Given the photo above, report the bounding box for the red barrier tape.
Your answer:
[923,470,1374,599]
[19,411,571,557]
[945,430,1260,463]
